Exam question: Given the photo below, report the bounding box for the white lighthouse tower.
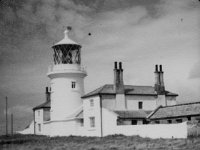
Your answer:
[47,28,87,136]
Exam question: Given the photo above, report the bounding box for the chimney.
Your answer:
[113,62,118,92]
[154,65,166,107]
[114,62,126,110]
[113,62,124,94]
[46,87,50,102]
[154,64,165,94]
[154,65,159,92]
[159,65,165,94]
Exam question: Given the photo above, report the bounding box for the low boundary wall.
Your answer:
[104,122,187,139]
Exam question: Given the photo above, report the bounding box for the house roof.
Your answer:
[33,101,50,110]
[147,101,200,120]
[114,110,152,119]
[82,84,178,98]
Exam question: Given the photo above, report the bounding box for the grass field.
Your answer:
[1,134,200,150]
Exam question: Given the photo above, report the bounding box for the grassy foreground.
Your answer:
[0,134,200,150]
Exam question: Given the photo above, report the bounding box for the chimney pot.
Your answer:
[46,87,48,93]
[114,62,118,69]
[119,62,122,70]
[160,65,163,72]
[155,65,158,72]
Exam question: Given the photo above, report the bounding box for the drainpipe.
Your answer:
[100,95,103,137]
[33,110,36,134]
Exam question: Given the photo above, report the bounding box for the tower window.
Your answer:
[138,101,143,109]
[90,99,94,107]
[90,117,95,128]
[71,81,76,89]
[38,124,41,132]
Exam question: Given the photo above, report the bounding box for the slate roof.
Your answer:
[114,110,152,119]
[82,84,178,98]
[147,101,200,120]
[33,101,50,110]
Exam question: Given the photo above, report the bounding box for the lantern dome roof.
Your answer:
[52,28,80,47]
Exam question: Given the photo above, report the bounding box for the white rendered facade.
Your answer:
[48,64,86,121]
[21,29,182,138]
[46,29,86,136]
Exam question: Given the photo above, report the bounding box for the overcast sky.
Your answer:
[0,0,200,134]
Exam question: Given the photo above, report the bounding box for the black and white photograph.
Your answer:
[0,0,200,149]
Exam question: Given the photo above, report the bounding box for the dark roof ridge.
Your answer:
[99,84,112,93]
[147,105,163,119]
[125,85,153,87]
[81,84,108,98]
[33,101,50,110]
[159,101,200,108]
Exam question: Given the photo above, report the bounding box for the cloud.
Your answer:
[189,61,200,79]
[4,105,32,118]
[80,0,200,103]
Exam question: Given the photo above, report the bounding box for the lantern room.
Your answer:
[52,28,81,65]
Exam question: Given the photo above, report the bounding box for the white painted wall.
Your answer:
[102,95,157,111]
[34,109,43,134]
[166,96,177,105]
[49,120,77,136]
[126,95,157,110]
[101,108,118,136]
[101,108,187,138]
[102,95,176,111]
[48,64,86,121]
[104,122,187,139]
[17,121,34,134]
[43,121,51,135]
[83,96,102,136]
[102,99,115,110]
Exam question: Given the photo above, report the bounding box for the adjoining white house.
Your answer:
[19,28,191,139]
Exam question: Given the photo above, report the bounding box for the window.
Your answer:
[187,116,191,121]
[138,101,143,109]
[38,124,41,132]
[176,119,182,123]
[168,120,172,124]
[155,120,160,124]
[90,99,94,107]
[38,111,40,116]
[80,119,84,127]
[90,117,95,128]
[131,120,137,125]
[71,81,76,89]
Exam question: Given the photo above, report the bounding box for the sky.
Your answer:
[0,0,200,134]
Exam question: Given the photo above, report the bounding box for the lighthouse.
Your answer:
[47,27,87,123]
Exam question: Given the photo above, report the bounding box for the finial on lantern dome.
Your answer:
[64,26,72,38]
[53,26,79,47]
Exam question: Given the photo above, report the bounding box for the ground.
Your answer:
[0,134,200,150]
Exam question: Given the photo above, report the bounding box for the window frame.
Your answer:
[89,117,95,128]
[90,99,94,107]
[138,101,143,109]
[38,123,41,132]
[71,81,76,89]
[131,120,137,125]
[176,119,182,123]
